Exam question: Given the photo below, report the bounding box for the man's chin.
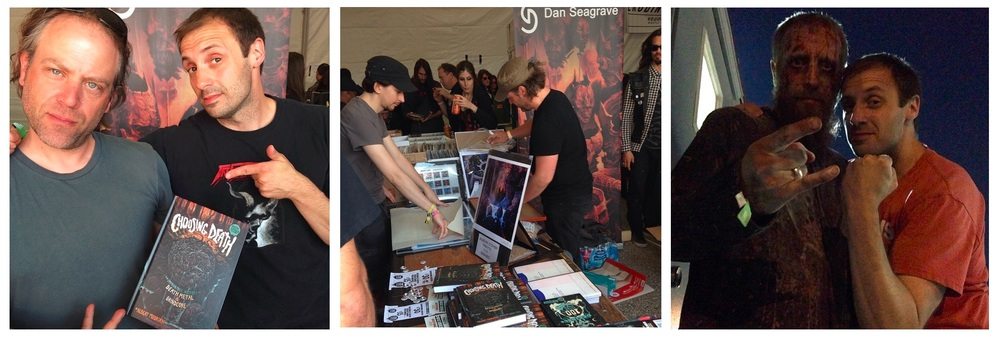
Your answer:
[37,130,90,150]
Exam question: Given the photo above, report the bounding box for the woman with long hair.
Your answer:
[477,69,493,99]
[306,63,330,105]
[399,58,444,134]
[444,60,497,132]
[285,52,306,102]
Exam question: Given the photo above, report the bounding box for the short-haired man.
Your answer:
[433,62,459,116]
[488,57,593,264]
[141,8,329,328]
[840,53,988,329]
[10,8,173,328]
[672,12,855,327]
[341,55,449,317]
[621,29,662,247]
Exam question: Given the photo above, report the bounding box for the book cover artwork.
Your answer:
[455,278,527,327]
[128,196,250,329]
[540,294,606,327]
[433,263,501,293]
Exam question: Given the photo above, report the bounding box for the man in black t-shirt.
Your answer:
[141,9,329,328]
[488,57,593,264]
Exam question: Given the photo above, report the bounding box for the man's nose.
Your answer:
[57,81,82,109]
[805,62,820,87]
[193,70,212,91]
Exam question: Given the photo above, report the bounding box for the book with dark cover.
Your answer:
[539,294,607,327]
[446,296,467,327]
[127,196,250,329]
[432,263,502,293]
[455,278,527,327]
[506,304,552,327]
[500,271,534,305]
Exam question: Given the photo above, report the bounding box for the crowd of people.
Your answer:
[340,58,505,137]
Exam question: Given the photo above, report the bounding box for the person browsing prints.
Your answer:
[341,55,450,319]
[487,56,593,265]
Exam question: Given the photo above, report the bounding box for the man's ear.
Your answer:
[249,37,266,69]
[18,52,31,87]
[905,95,920,122]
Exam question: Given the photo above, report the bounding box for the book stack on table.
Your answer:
[392,246,628,327]
[516,260,603,304]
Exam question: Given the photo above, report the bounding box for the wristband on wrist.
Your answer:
[425,205,438,224]
[12,122,28,138]
[735,191,751,227]
[506,130,513,140]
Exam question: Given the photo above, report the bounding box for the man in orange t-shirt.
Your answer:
[840,53,988,328]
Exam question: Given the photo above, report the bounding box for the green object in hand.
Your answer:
[12,122,28,138]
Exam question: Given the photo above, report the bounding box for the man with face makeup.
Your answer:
[672,12,855,328]
[839,53,987,328]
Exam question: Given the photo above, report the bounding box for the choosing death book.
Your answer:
[454,278,527,327]
[432,263,502,293]
[127,196,250,329]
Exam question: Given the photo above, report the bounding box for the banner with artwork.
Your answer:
[106,8,290,140]
[513,7,624,239]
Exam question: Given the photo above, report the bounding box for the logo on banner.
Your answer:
[520,7,538,34]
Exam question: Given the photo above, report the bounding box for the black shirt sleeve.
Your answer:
[671,107,776,261]
[340,157,381,247]
[529,102,564,156]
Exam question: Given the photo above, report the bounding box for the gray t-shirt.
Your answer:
[10,132,173,328]
[341,96,389,203]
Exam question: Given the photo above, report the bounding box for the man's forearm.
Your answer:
[384,168,436,211]
[522,175,551,203]
[340,241,375,327]
[290,183,330,245]
[510,119,533,139]
[389,147,434,195]
[847,206,923,328]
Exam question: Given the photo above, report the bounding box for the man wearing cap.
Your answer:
[487,57,592,264]
[341,55,450,315]
[340,67,362,109]
[10,8,173,328]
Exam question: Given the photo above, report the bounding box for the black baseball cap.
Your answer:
[364,55,417,93]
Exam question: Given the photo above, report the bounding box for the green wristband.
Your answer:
[735,191,751,227]
[12,122,28,138]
